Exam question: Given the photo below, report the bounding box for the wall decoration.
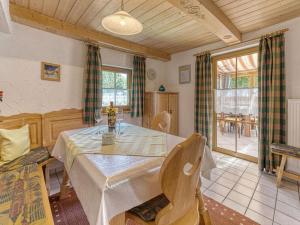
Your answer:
[0,91,3,102]
[146,68,156,80]
[41,62,61,81]
[179,65,191,84]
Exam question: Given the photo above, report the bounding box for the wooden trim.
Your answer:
[167,0,241,44]
[0,113,42,149]
[9,3,171,61]
[212,47,259,162]
[38,165,55,225]
[213,147,258,163]
[102,65,132,110]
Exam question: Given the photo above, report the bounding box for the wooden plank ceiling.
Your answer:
[9,0,300,54]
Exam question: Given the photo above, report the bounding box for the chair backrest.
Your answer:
[156,133,206,225]
[151,111,171,133]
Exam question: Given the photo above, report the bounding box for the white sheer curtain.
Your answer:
[215,88,258,116]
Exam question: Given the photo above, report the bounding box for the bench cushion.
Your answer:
[0,147,50,172]
[0,164,49,225]
[270,143,300,158]
[128,194,169,222]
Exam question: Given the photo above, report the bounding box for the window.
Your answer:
[102,66,132,108]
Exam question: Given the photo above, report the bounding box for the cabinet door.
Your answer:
[168,94,178,135]
[156,93,169,113]
[143,92,152,128]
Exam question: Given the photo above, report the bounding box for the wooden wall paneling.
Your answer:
[168,93,179,135]
[42,109,87,148]
[42,0,60,17]
[143,92,153,128]
[0,113,42,149]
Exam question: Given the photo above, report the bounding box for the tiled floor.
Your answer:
[49,151,300,225]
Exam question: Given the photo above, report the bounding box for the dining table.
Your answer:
[51,123,216,225]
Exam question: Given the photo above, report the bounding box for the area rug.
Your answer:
[49,190,259,225]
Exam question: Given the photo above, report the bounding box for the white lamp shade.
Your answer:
[101,11,143,36]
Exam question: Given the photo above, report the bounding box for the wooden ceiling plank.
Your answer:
[167,0,241,44]
[42,0,59,17]
[129,0,166,19]
[227,0,289,19]
[153,32,215,50]
[9,3,170,61]
[232,0,300,24]
[29,0,44,12]
[142,21,206,46]
[236,3,300,30]
[15,0,28,8]
[54,0,77,21]
[76,0,111,26]
[240,7,300,33]
[65,0,94,24]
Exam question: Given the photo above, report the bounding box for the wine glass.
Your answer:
[95,109,103,135]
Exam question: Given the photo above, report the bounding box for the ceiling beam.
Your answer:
[9,3,171,61]
[167,0,241,44]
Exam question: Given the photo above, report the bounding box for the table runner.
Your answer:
[64,124,167,175]
[52,124,216,225]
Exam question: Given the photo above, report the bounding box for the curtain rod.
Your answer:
[194,28,289,57]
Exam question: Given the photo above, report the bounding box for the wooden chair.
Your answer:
[151,111,171,133]
[126,133,212,225]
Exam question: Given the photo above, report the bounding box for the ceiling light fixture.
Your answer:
[101,0,143,36]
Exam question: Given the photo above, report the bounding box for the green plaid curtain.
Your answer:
[83,45,102,125]
[195,53,212,147]
[131,56,146,117]
[258,33,286,172]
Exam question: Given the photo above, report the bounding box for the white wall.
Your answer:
[166,16,300,138]
[0,22,167,117]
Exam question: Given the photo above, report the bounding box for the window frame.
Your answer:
[101,65,132,111]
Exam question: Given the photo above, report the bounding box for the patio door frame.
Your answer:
[212,47,258,163]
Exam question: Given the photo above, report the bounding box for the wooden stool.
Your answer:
[270,143,300,187]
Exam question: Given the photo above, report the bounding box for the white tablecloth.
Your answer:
[51,124,216,225]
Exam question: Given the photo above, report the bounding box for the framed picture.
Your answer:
[179,65,191,84]
[41,62,61,81]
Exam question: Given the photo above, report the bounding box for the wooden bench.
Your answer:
[270,143,300,187]
[0,113,54,225]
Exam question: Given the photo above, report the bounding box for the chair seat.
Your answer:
[129,194,169,222]
[0,147,50,172]
[127,194,199,225]
[271,143,300,158]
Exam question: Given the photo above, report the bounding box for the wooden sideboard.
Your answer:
[143,92,179,135]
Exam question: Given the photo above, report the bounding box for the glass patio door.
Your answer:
[213,48,258,162]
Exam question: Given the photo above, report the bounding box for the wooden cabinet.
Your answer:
[143,92,179,135]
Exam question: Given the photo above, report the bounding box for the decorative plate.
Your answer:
[146,69,156,80]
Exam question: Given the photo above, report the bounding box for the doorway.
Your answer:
[212,48,258,162]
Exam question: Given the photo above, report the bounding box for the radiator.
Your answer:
[286,99,300,173]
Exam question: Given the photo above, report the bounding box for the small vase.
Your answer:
[159,85,166,92]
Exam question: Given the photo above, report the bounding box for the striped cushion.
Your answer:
[129,194,169,222]
[0,147,50,172]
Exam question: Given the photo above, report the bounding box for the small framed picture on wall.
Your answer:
[41,62,61,81]
[179,65,191,84]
